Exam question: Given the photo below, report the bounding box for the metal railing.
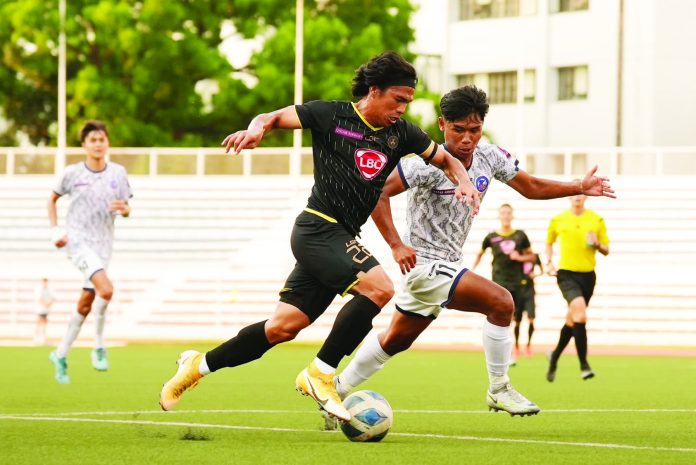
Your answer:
[1,145,695,177]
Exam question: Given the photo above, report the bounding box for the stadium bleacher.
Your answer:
[1,174,694,348]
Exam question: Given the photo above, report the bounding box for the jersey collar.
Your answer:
[351,102,383,132]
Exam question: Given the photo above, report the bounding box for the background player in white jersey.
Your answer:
[332,86,615,420]
[47,120,132,384]
[34,277,55,346]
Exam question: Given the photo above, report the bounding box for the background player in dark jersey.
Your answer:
[331,85,615,421]
[473,203,538,362]
[518,252,543,357]
[160,51,482,421]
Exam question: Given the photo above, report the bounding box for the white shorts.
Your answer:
[394,260,469,319]
[67,244,109,290]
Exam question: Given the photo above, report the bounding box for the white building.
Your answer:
[411,0,696,173]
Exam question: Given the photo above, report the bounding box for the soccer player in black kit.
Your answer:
[159,51,481,421]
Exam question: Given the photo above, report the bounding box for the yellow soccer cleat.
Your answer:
[295,362,351,422]
[159,350,204,411]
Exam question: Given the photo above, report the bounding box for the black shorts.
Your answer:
[503,283,535,321]
[278,210,380,322]
[556,270,596,305]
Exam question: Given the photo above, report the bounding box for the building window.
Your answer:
[458,70,535,104]
[557,65,588,100]
[523,69,536,102]
[489,71,517,104]
[550,0,589,13]
[460,0,520,20]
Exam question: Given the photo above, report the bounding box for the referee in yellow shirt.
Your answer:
[545,193,609,382]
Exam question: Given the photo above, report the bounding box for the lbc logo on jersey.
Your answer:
[354,148,387,181]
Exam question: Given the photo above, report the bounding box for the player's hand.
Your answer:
[51,226,67,248]
[110,200,130,216]
[454,182,481,217]
[509,250,522,261]
[221,128,264,155]
[392,244,417,275]
[546,262,557,277]
[581,165,616,198]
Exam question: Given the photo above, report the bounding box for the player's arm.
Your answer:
[472,249,486,270]
[48,192,67,248]
[510,247,536,263]
[371,168,415,274]
[507,165,615,199]
[222,105,301,154]
[421,145,480,216]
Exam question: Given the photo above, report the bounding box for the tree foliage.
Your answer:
[0,0,418,147]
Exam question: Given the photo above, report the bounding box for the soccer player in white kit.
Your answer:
[331,86,615,420]
[47,120,132,384]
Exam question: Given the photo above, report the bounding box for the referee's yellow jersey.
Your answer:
[546,210,609,272]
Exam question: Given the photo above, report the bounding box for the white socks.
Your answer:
[482,320,512,388]
[56,313,86,358]
[199,354,211,375]
[313,357,336,374]
[336,332,391,398]
[92,296,110,349]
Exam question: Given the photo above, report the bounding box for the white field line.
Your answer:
[2,408,696,417]
[0,414,695,454]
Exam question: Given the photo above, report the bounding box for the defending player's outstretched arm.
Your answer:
[507,165,616,200]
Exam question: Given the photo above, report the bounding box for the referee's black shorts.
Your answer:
[279,210,380,322]
[556,270,596,305]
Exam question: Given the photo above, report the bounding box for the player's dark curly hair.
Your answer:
[351,51,418,98]
[440,86,489,122]
[79,120,109,142]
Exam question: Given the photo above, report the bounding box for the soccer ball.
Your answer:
[340,390,393,442]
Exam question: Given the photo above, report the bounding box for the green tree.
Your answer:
[0,0,419,147]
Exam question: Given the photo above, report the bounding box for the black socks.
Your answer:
[205,320,274,372]
[316,295,381,368]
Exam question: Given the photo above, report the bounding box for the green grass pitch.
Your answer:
[2,343,695,465]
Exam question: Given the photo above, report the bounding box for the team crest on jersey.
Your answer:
[475,175,489,192]
[387,135,399,149]
[110,180,118,189]
[354,148,387,180]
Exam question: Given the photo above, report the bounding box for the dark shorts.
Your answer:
[279,210,380,322]
[503,283,536,321]
[556,270,596,305]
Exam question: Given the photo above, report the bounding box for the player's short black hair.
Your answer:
[440,86,489,122]
[351,51,418,98]
[80,120,109,142]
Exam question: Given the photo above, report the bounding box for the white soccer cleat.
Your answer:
[91,348,109,371]
[487,383,541,416]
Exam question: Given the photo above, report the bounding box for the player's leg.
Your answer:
[50,288,94,384]
[447,271,540,416]
[512,295,523,362]
[547,270,584,382]
[160,300,313,411]
[525,286,536,357]
[35,314,48,345]
[336,310,432,399]
[90,270,113,371]
[289,218,386,421]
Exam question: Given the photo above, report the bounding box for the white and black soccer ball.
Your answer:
[340,390,393,442]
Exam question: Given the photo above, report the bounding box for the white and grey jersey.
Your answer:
[54,162,132,260]
[397,142,519,264]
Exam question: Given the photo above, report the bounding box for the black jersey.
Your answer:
[481,229,531,287]
[295,100,433,236]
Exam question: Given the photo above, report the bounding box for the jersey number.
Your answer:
[430,263,457,279]
[346,240,373,264]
